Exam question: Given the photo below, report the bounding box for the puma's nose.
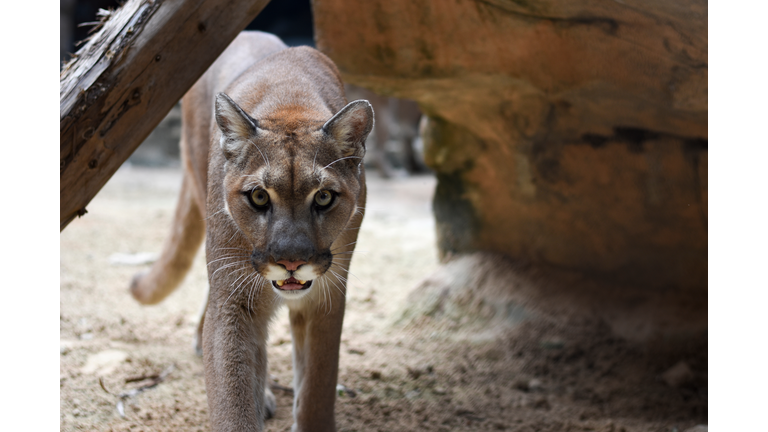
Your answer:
[276,260,307,271]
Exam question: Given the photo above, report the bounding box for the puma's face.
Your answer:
[214,93,373,300]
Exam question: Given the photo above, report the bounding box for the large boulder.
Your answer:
[312,0,707,335]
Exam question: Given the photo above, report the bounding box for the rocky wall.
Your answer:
[312,0,707,293]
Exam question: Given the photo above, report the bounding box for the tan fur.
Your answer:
[130,31,372,431]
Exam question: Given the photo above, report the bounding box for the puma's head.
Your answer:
[213,92,373,300]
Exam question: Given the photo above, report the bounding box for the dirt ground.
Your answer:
[60,165,707,432]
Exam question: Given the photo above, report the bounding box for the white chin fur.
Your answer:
[271,284,312,300]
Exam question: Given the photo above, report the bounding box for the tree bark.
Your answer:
[60,0,271,230]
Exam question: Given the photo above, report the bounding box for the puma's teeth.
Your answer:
[298,280,306,284]
[276,280,285,287]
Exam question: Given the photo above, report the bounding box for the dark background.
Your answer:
[60,0,314,64]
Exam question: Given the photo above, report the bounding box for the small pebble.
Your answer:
[513,379,529,392]
[336,383,356,397]
[540,339,565,349]
[528,378,543,391]
[407,364,434,380]
[532,395,550,409]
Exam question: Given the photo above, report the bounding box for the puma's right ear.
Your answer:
[322,100,374,158]
[215,93,258,159]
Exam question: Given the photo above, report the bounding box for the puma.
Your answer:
[129,31,372,431]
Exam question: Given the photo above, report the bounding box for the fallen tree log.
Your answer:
[60,0,271,230]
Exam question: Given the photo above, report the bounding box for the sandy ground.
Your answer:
[60,165,707,431]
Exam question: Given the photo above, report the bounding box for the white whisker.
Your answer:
[329,269,348,284]
[323,277,332,315]
[223,229,241,245]
[323,278,331,315]
[333,250,369,257]
[212,261,248,278]
[270,289,283,307]
[323,156,363,171]
[331,262,362,284]
[312,147,320,173]
[330,260,349,270]
[331,241,357,252]
[207,254,249,267]
[248,140,270,170]
[215,247,252,253]
[204,208,227,221]
[325,272,346,299]
[247,274,264,314]
[243,181,264,190]
[224,269,252,307]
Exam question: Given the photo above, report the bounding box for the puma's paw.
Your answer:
[129,271,149,303]
[192,333,203,357]
[193,315,204,357]
[264,386,277,419]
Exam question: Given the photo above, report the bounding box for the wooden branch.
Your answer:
[60,0,271,230]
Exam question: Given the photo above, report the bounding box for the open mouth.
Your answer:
[272,277,312,291]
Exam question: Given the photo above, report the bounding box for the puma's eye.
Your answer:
[250,189,270,208]
[314,190,333,207]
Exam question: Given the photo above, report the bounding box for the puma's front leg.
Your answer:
[194,283,209,357]
[203,304,271,431]
[289,292,346,432]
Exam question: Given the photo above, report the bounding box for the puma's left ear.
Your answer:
[215,92,259,160]
[322,100,374,158]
